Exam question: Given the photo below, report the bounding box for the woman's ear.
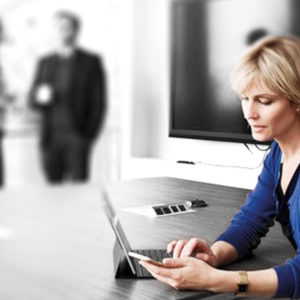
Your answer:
[291,101,300,113]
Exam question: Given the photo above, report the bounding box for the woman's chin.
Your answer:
[251,133,273,142]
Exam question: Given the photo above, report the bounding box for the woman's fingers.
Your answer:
[193,239,215,258]
[167,238,214,261]
[140,259,188,289]
[167,240,178,254]
[180,238,208,258]
[180,238,200,257]
[139,261,173,277]
[195,252,210,262]
[172,239,187,259]
[141,263,178,289]
[196,251,217,266]
[162,258,186,268]
[148,269,176,287]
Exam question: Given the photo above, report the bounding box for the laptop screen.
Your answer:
[102,193,137,275]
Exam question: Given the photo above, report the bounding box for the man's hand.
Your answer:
[167,238,218,267]
[35,84,53,105]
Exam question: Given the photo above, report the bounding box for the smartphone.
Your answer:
[128,251,164,266]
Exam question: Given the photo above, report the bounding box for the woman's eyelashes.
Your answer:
[257,97,275,105]
[239,96,273,105]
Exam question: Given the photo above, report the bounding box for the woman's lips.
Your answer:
[251,125,267,132]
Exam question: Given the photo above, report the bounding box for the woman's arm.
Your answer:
[140,257,278,297]
[210,240,238,267]
[213,266,278,296]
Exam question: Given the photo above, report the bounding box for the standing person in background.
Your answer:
[0,18,9,188]
[0,19,4,188]
[29,11,106,183]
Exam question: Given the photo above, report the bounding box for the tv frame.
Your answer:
[169,0,272,145]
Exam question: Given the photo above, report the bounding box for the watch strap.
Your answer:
[236,270,248,295]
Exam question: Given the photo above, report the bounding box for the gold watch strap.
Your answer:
[236,270,248,295]
[239,270,248,284]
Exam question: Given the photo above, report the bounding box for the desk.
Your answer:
[0,177,294,299]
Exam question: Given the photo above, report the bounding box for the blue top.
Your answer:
[275,162,300,250]
[216,141,300,298]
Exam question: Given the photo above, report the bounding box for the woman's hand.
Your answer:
[139,256,219,291]
[167,238,218,267]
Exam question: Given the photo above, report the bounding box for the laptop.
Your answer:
[102,190,171,278]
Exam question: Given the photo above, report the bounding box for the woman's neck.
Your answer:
[276,119,300,161]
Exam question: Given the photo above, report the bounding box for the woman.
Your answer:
[140,36,300,298]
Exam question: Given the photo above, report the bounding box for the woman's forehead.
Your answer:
[240,79,276,96]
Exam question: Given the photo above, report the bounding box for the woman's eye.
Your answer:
[258,99,273,105]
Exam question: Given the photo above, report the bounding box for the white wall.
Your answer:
[125,0,289,189]
[0,0,134,186]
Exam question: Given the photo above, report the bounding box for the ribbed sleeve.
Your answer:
[274,254,300,298]
[216,144,277,257]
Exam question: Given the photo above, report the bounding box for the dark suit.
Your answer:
[29,48,106,183]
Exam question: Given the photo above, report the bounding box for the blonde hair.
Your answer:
[230,35,300,104]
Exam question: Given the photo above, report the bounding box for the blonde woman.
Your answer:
[140,36,300,298]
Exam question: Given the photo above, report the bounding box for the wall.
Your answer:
[127,0,289,189]
[0,0,134,186]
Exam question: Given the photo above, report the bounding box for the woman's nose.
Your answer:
[243,102,259,120]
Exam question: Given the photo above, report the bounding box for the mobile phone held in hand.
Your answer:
[128,251,164,266]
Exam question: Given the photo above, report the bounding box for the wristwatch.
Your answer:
[236,270,248,295]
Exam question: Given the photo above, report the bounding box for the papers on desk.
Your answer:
[123,203,196,218]
[0,225,16,240]
[123,205,155,217]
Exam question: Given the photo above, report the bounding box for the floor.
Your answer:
[2,127,121,189]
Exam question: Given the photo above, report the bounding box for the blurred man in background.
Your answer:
[0,19,4,187]
[0,19,13,188]
[29,11,106,184]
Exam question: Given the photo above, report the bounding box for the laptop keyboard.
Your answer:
[133,249,172,278]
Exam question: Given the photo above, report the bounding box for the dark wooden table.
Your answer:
[0,177,294,299]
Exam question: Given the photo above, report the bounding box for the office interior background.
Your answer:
[0,0,283,190]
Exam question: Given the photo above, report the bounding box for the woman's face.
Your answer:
[240,81,300,142]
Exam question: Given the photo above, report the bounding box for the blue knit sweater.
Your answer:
[216,141,300,298]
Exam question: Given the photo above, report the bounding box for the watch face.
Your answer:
[239,284,247,293]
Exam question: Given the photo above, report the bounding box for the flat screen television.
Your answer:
[170,0,300,143]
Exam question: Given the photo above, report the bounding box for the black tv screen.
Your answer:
[170,0,300,143]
